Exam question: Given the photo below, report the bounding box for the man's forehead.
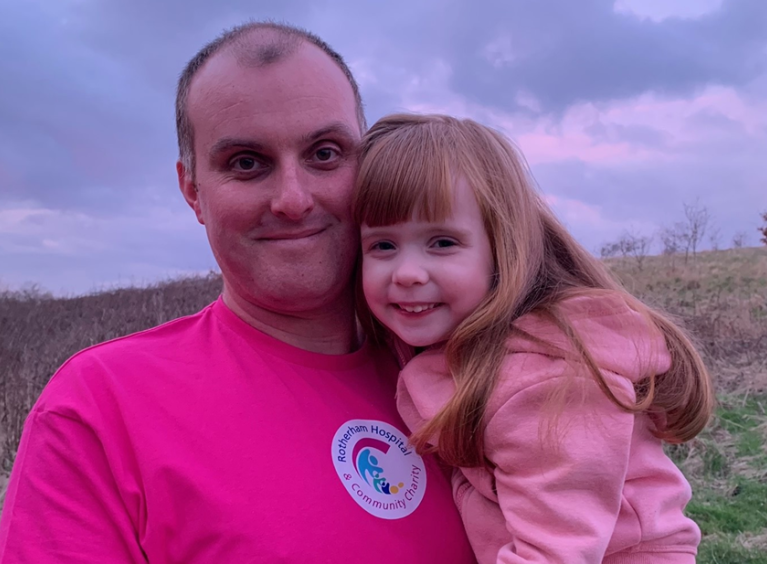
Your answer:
[187,44,358,137]
[189,40,349,104]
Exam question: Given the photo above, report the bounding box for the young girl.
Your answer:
[353,113,714,564]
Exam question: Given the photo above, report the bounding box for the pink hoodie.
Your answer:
[397,293,700,563]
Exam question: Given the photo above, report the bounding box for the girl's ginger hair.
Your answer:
[352,113,715,468]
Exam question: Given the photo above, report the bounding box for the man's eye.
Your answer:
[231,156,260,171]
[315,147,339,162]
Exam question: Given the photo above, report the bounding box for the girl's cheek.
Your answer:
[361,264,379,302]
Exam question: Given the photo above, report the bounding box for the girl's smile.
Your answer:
[394,303,442,313]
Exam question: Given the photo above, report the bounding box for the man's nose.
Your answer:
[392,256,429,287]
[270,163,315,221]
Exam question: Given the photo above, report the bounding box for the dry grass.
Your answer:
[0,473,7,513]
[0,273,223,472]
[606,246,767,393]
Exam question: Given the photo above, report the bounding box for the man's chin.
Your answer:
[262,286,352,315]
[237,274,352,309]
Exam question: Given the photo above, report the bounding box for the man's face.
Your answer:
[179,43,362,314]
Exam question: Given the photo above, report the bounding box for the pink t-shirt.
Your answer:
[0,298,476,563]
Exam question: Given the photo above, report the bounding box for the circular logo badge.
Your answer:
[331,419,427,520]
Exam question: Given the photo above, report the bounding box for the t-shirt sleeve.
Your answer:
[484,372,635,564]
[0,408,145,563]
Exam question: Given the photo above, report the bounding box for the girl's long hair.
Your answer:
[352,113,714,468]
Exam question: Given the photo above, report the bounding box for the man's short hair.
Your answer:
[175,21,367,177]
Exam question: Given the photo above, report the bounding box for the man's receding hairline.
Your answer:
[220,34,342,78]
[226,26,304,68]
[185,39,355,118]
[187,31,304,99]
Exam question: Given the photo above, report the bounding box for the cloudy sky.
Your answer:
[1,0,765,296]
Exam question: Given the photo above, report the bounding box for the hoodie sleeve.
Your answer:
[483,364,637,564]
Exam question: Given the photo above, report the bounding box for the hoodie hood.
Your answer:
[508,292,671,383]
[396,292,672,429]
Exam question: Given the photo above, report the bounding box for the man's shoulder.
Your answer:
[73,301,217,363]
[35,302,219,409]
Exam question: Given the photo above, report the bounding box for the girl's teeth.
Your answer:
[402,304,435,313]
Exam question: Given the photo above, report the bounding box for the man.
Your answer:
[0,22,477,563]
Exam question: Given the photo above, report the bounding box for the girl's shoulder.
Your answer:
[495,291,671,397]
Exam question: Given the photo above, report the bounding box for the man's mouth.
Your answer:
[260,227,326,241]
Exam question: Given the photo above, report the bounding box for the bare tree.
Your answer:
[599,241,621,259]
[759,211,767,246]
[732,231,748,248]
[600,230,653,270]
[708,224,722,252]
[658,225,682,256]
[626,232,653,271]
[606,229,654,270]
[618,235,632,258]
[677,199,711,263]
[658,224,683,270]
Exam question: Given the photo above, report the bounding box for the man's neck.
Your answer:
[221,285,362,355]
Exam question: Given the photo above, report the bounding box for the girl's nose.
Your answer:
[392,258,429,287]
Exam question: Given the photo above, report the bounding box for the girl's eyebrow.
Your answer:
[409,221,472,240]
[423,226,470,238]
[360,226,394,239]
[361,223,472,240]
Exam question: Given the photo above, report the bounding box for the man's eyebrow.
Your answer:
[208,123,358,160]
[301,122,358,144]
[209,138,265,159]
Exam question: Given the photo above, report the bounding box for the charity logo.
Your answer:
[332,419,427,520]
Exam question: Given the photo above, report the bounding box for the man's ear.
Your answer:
[177,160,204,225]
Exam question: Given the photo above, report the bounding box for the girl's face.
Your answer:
[361,178,494,347]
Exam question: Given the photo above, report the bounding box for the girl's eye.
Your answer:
[370,241,396,252]
[433,238,457,249]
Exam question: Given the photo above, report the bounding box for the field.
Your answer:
[609,247,767,562]
[1,248,766,561]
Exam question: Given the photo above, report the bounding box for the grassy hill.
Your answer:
[609,247,767,562]
[1,248,765,562]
